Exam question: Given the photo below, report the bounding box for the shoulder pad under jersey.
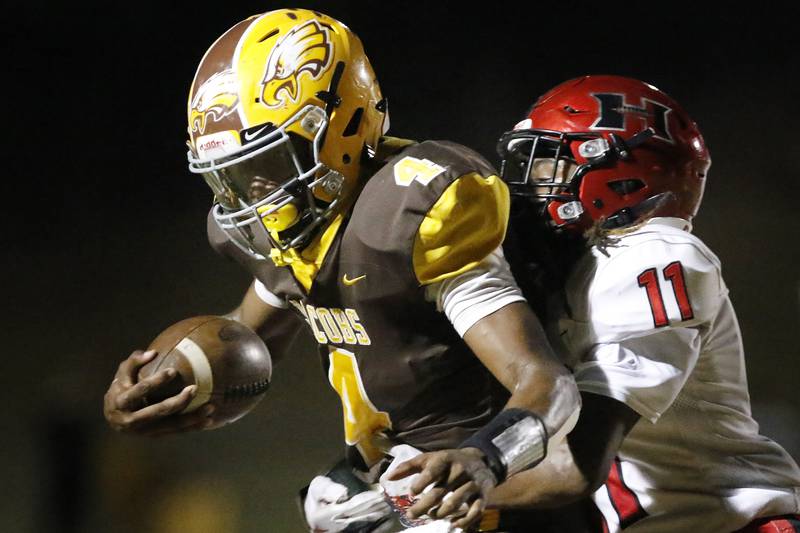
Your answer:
[349,140,508,285]
[572,226,726,340]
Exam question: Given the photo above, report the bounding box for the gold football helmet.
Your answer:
[186,9,387,258]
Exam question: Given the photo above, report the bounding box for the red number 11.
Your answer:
[637,261,694,328]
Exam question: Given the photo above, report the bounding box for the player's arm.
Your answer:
[463,301,580,441]
[387,302,581,527]
[103,280,299,436]
[223,280,304,365]
[489,391,639,508]
[489,238,723,509]
[385,172,581,528]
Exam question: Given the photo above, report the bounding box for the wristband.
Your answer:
[459,408,548,482]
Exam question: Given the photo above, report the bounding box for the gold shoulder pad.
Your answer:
[413,173,510,285]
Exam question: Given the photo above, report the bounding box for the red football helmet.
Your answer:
[498,75,711,230]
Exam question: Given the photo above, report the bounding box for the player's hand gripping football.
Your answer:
[387,447,496,530]
[103,349,214,436]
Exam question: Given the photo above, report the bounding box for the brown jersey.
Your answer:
[209,139,511,467]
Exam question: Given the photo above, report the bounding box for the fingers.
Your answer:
[399,449,495,525]
[385,455,425,481]
[124,384,198,428]
[406,485,447,519]
[140,403,216,437]
[435,481,477,518]
[412,479,479,521]
[104,349,214,437]
[114,367,177,411]
[405,453,467,518]
[104,350,164,429]
[109,384,199,434]
[409,456,449,496]
[114,349,158,387]
[452,498,485,530]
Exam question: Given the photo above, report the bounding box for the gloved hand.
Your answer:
[304,473,392,533]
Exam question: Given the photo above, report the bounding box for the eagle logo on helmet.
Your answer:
[260,20,333,109]
[189,69,240,135]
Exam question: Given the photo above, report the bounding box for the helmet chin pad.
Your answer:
[259,203,300,232]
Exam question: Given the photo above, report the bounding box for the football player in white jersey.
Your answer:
[471,75,800,533]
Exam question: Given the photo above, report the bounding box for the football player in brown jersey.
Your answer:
[103,9,580,531]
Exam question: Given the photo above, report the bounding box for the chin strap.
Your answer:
[600,191,676,229]
[608,127,656,160]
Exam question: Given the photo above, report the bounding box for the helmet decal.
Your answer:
[260,20,333,108]
[189,69,240,135]
[590,92,674,143]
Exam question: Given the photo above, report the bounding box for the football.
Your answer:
[138,315,272,428]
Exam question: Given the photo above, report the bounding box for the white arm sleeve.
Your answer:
[425,246,526,337]
[253,279,288,309]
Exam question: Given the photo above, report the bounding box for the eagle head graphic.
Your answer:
[261,21,333,109]
[189,69,240,135]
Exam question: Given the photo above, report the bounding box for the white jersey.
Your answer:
[552,217,800,533]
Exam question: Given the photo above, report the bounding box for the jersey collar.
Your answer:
[643,217,692,233]
[269,213,344,293]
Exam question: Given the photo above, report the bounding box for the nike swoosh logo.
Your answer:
[243,125,270,142]
[342,274,366,286]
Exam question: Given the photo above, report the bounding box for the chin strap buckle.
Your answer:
[556,201,585,222]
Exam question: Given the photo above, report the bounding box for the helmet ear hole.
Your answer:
[343,108,364,137]
[607,179,646,196]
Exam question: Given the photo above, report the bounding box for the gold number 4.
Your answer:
[393,156,446,187]
[328,348,392,464]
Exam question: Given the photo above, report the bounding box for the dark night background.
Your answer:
[4,2,799,532]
